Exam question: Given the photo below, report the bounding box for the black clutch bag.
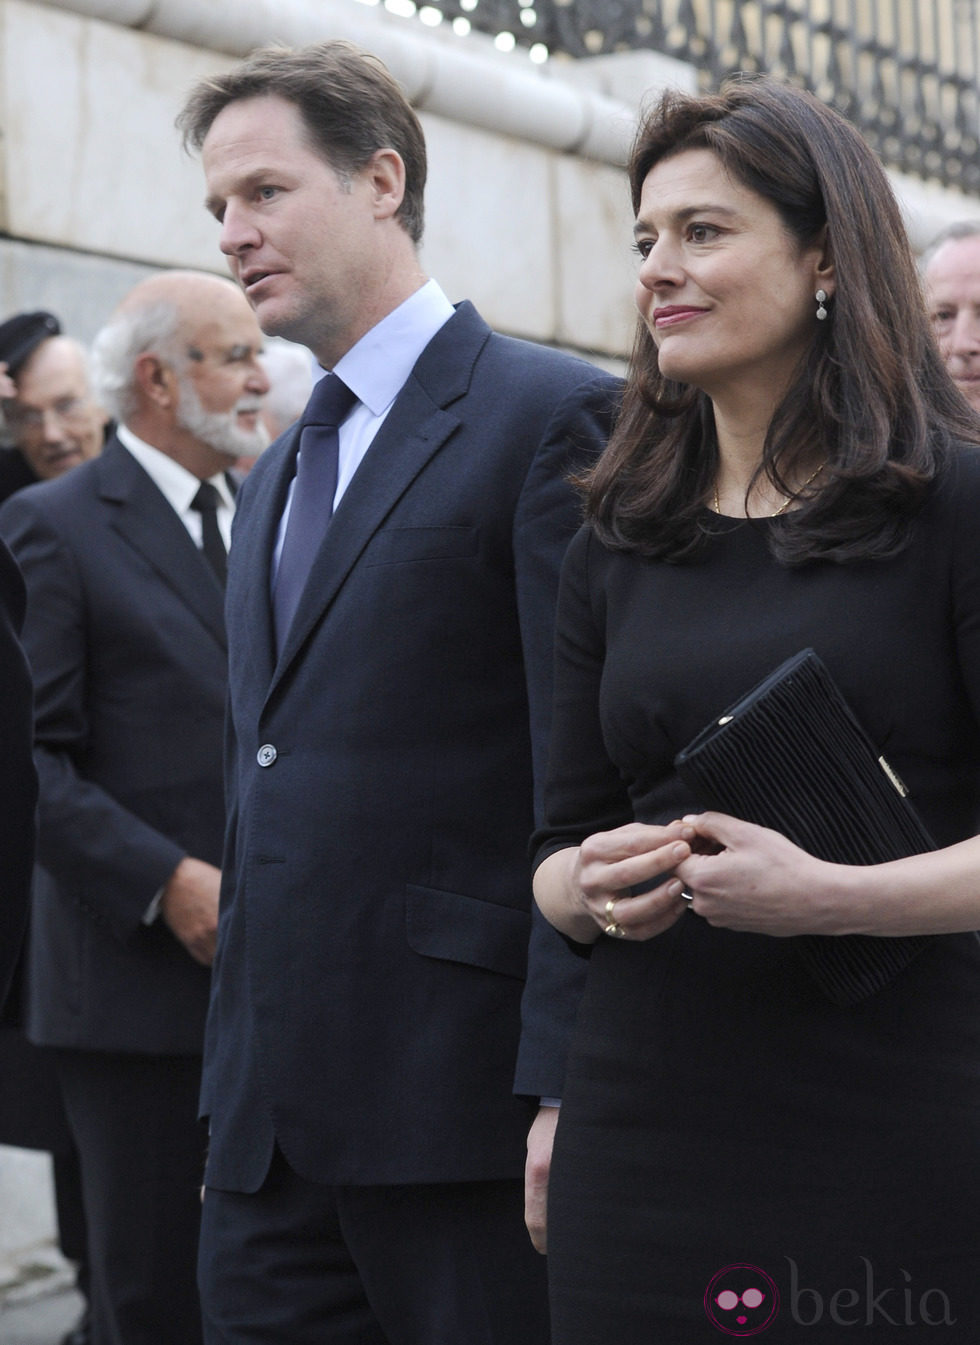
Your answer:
[673,649,934,1006]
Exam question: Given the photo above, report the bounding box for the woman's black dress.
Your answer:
[535,452,980,1343]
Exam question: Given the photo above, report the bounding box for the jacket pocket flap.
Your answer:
[405,884,529,979]
[363,527,478,566]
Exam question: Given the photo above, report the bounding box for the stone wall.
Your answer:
[0,0,663,356]
[4,0,977,354]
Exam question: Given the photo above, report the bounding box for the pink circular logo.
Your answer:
[704,1263,780,1336]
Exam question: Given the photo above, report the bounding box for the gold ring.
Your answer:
[604,920,627,938]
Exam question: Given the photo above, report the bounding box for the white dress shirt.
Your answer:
[116,422,236,551]
[273,279,455,577]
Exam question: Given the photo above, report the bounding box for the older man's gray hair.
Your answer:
[920,220,980,274]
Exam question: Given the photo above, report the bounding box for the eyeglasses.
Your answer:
[3,395,93,438]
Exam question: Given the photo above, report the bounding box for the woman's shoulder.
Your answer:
[941,437,980,471]
[565,521,613,572]
[560,522,650,616]
[564,520,649,579]
[928,439,980,507]
[910,441,980,556]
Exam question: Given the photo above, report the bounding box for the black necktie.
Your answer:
[273,374,358,652]
[190,481,227,587]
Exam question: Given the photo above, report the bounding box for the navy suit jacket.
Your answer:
[0,537,36,1011]
[0,437,227,1054]
[204,301,619,1190]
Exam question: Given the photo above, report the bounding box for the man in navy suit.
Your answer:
[179,40,617,1343]
[0,270,268,1345]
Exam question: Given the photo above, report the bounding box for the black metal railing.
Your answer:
[427,0,980,193]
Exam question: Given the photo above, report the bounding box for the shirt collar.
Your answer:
[329,279,454,417]
[116,422,236,513]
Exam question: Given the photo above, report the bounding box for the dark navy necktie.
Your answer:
[190,481,227,587]
[273,374,358,653]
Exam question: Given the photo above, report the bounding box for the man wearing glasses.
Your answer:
[0,311,107,502]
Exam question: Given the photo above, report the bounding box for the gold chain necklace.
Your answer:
[713,462,825,517]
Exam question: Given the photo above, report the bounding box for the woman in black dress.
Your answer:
[533,78,980,1343]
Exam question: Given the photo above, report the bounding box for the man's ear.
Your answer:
[133,352,178,410]
[366,148,406,222]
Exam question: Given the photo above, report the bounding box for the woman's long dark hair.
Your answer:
[588,77,980,565]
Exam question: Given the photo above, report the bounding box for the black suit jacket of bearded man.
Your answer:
[0,435,227,1054]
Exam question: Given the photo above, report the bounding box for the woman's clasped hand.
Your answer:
[571,820,694,940]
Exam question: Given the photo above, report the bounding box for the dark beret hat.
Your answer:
[0,311,61,378]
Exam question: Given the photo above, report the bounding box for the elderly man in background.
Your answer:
[0,311,107,500]
[226,335,311,474]
[257,336,314,442]
[922,220,980,415]
[0,269,268,1345]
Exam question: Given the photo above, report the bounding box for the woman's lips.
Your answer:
[653,306,708,328]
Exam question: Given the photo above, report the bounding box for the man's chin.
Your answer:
[252,300,312,351]
[211,446,243,463]
[250,297,292,340]
[34,448,84,480]
[214,430,271,462]
[236,428,271,458]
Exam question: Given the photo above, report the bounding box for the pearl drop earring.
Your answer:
[815,289,829,321]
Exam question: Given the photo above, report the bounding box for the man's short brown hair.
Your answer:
[178,39,427,244]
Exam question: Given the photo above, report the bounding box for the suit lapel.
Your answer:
[229,428,301,693]
[97,438,227,652]
[269,393,460,691]
[266,303,492,698]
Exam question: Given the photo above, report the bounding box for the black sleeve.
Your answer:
[0,535,36,1010]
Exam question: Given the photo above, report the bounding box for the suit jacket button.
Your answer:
[257,744,277,767]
